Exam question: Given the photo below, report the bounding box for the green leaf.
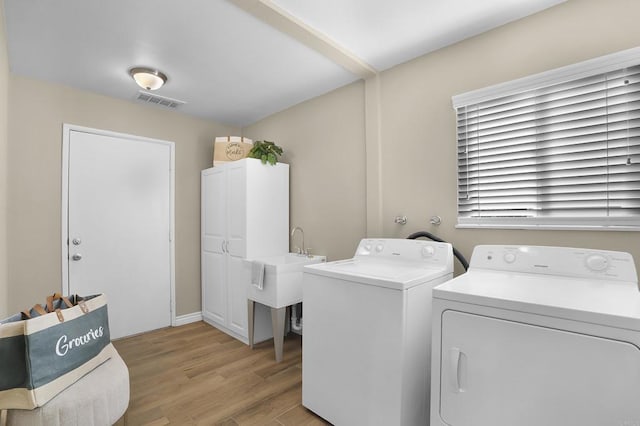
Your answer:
[248,140,284,165]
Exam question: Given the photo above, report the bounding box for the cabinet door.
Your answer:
[202,168,227,323]
[202,251,226,323]
[439,310,640,426]
[203,168,227,254]
[224,162,248,336]
[225,162,247,257]
[227,254,249,336]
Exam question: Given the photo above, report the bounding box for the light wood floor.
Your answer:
[112,321,330,425]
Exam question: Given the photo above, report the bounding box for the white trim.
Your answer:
[61,125,71,290]
[456,215,640,231]
[229,0,376,78]
[174,312,203,326]
[456,224,640,232]
[60,123,177,328]
[169,142,176,327]
[452,46,640,108]
[365,74,383,237]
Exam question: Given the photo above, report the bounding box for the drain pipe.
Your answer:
[291,303,303,333]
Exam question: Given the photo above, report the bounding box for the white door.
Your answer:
[225,162,248,335]
[201,168,227,324]
[440,310,640,426]
[63,125,174,339]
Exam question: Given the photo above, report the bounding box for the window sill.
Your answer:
[456,223,640,232]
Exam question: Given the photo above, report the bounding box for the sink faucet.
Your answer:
[291,226,305,255]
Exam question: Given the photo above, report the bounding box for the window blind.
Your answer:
[455,50,640,230]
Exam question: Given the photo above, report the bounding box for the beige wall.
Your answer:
[244,0,640,274]
[0,2,9,318]
[380,0,640,273]
[7,76,238,315]
[243,82,367,261]
[4,0,640,319]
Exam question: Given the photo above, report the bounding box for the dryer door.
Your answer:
[439,310,640,426]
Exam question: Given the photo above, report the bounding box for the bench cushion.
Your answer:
[7,349,129,426]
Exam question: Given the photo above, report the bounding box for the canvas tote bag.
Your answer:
[0,293,114,410]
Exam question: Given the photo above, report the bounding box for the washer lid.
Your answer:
[304,258,452,290]
[434,270,640,331]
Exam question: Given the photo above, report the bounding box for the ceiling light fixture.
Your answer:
[129,67,168,91]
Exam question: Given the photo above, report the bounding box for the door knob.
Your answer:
[71,253,82,261]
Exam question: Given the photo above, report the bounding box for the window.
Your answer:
[454,48,640,230]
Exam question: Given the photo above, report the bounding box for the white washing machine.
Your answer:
[431,245,640,426]
[302,238,454,426]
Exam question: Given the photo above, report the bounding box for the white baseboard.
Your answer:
[174,311,203,326]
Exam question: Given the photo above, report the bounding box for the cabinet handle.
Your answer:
[221,241,226,253]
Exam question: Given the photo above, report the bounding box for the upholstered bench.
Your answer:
[5,349,129,426]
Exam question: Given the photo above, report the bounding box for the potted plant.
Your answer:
[248,140,283,165]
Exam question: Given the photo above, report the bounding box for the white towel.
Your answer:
[251,261,265,290]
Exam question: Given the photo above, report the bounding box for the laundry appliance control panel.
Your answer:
[471,245,637,283]
[354,238,452,267]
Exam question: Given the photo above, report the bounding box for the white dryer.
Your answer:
[302,238,453,426]
[431,245,640,426]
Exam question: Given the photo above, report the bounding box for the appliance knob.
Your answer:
[504,252,516,264]
[422,246,435,258]
[585,254,608,272]
[364,243,372,252]
[375,244,384,253]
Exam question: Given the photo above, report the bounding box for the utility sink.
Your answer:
[246,253,326,309]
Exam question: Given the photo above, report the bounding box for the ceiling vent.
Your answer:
[135,90,186,109]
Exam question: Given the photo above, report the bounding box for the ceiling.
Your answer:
[2,0,565,127]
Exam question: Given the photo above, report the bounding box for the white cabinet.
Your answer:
[201,158,289,343]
